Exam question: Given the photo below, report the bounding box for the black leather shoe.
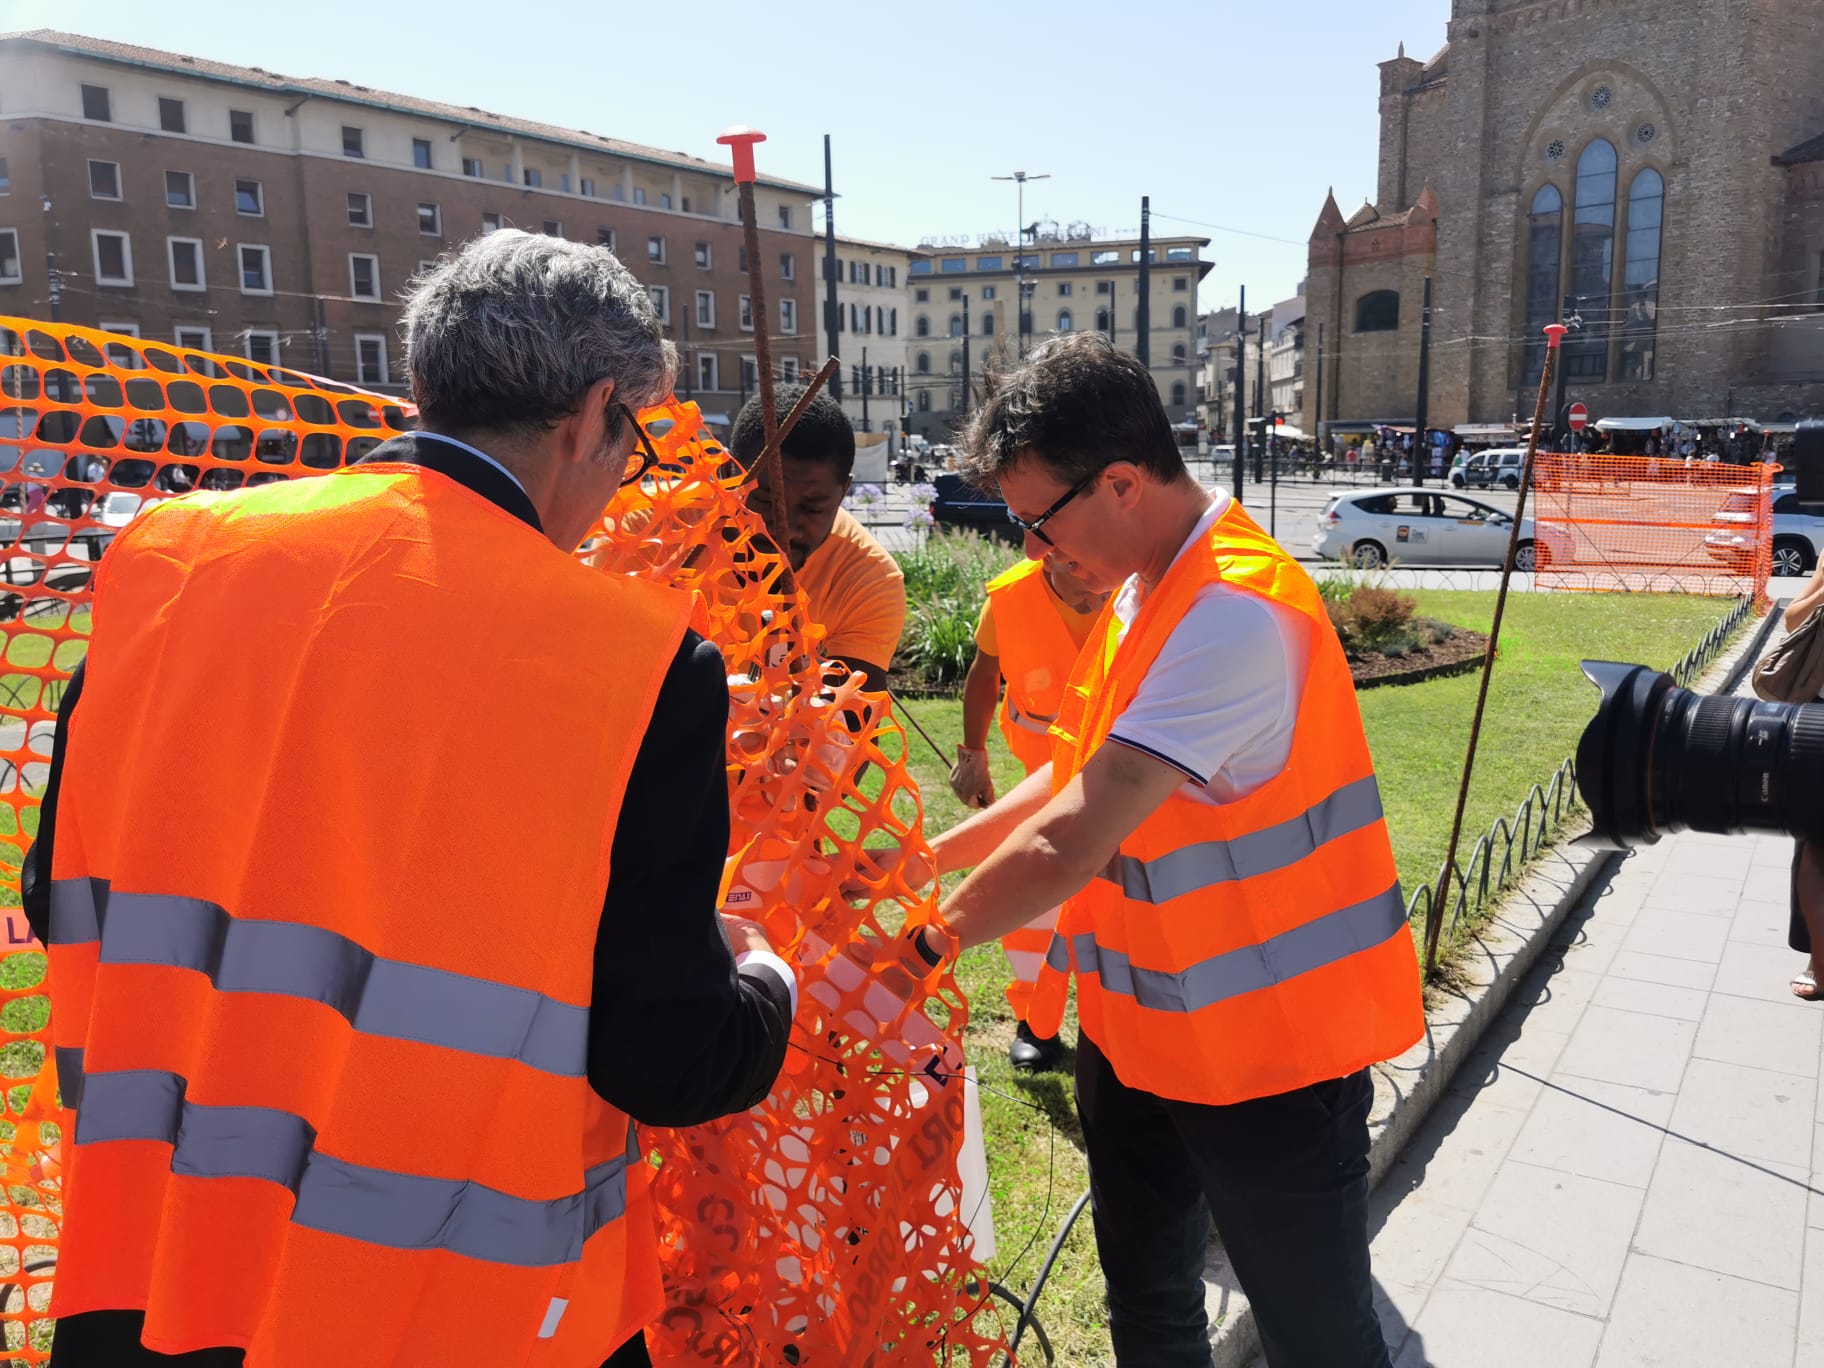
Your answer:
[1008,1021,1065,1072]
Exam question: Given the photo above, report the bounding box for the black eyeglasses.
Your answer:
[615,402,660,488]
[1005,469,1101,546]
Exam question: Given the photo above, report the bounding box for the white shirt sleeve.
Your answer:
[1105,586,1310,804]
[735,949,798,1016]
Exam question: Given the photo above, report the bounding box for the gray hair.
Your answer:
[400,229,676,438]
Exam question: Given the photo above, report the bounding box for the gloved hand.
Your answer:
[948,745,995,809]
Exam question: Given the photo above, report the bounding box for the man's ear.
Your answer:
[1103,461,1145,509]
[564,375,617,466]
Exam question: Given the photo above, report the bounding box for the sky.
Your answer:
[9,0,1449,314]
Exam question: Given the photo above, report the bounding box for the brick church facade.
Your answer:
[1304,0,1824,438]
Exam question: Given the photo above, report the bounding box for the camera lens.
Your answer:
[1576,661,1824,848]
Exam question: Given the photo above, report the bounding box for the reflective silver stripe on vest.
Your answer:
[74,1067,635,1268]
[56,1044,85,1113]
[1101,775,1386,904]
[1005,695,1056,737]
[49,878,589,1078]
[1060,882,1405,1013]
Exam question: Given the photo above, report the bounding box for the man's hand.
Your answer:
[720,913,774,958]
[843,842,936,901]
[948,745,995,809]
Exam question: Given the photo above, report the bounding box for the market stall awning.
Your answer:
[1454,423,1526,438]
[1593,415,1677,432]
[1269,423,1309,440]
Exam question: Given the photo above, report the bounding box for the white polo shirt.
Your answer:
[1105,495,1310,806]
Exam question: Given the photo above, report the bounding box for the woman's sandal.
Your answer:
[1792,968,1822,1001]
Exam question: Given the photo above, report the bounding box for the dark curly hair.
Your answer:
[958,332,1186,490]
[730,384,856,479]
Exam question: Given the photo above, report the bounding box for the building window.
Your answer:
[238,244,273,295]
[696,290,715,327]
[165,170,195,209]
[1171,343,1187,363]
[347,192,373,228]
[1096,307,1110,332]
[230,109,255,144]
[349,253,380,300]
[1058,309,1073,332]
[355,334,388,386]
[412,138,433,170]
[559,174,571,194]
[524,168,542,188]
[949,350,963,375]
[698,353,718,391]
[1616,167,1664,383]
[659,193,672,210]
[0,230,19,284]
[977,256,1003,271]
[633,187,646,205]
[887,308,898,336]
[174,326,212,352]
[780,253,795,280]
[581,177,596,197]
[741,357,758,391]
[1174,277,1188,292]
[983,313,995,337]
[739,295,753,330]
[342,126,366,158]
[916,351,930,374]
[695,241,712,268]
[780,298,798,334]
[647,235,665,263]
[1565,138,1617,382]
[159,97,186,134]
[80,84,111,121]
[88,160,121,201]
[463,158,484,178]
[244,330,281,366]
[778,205,793,229]
[541,220,561,237]
[915,287,929,302]
[1171,382,1187,408]
[235,178,264,216]
[647,285,669,323]
[982,285,997,300]
[167,237,205,290]
[92,230,133,286]
[1354,290,1400,332]
[916,315,930,337]
[948,314,963,338]
[941,258,967,274]
[1091,250,1119,265]
[781,357,799,381]
[1058,282,1073,297]
[1521,184,1564,386]
[1172,305,1187,328]
[917,389,931,411]
[417,259,437,277]
[846,303,856,333]
[418,203,442,236]
[483,212,503,233]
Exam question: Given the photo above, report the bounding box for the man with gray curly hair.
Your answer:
[26,230,796,1368]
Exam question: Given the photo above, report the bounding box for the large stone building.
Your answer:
[822,235,924,450]
[0,30,822,405]
[904,227,1210,441]
[1305,0,1824,440]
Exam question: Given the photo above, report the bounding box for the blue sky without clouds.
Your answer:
[10,0,1448,313]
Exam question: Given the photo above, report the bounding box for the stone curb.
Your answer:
[1201,601,1779,1368]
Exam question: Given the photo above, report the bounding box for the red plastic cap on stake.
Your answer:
[1543,323,1568,349]
[717,126,766,185]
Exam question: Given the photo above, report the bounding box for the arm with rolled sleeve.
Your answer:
[587,631,796,1127]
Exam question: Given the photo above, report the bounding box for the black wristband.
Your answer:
[910,926,944,968]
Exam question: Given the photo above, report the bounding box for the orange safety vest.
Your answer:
[1025,499,1423,1106]
[46,466,690,1366]
[984,559,1086,776]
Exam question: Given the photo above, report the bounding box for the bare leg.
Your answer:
[1794,841,1824,1000]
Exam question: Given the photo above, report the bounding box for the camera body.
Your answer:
[1793,421,1824,504]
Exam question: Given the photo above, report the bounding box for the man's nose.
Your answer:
[1023,530,1049,561]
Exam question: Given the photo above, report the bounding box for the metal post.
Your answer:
[861,344,870,432]
[994,170,1048,358]
[1269,410,1279,537]
[961,295,971,421]
[1136,196,1151,369]
[1254,317,1267,482]
[823,135,841,402]
[1551,292,1573,449]
[1232,286,1246,502]
[1413,275,1432,485]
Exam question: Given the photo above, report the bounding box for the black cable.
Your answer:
[886,686,955,768]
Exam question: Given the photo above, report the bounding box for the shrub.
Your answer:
[1325,581,1424,660]
[894,530,1025,690]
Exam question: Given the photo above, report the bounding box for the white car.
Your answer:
[1704,485,1824,577]
[1312,487,1557,571]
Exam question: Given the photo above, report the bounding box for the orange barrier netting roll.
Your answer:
[1529,452,1776,602]
[0,320,1007,1365]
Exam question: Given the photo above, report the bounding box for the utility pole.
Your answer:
[1551,291,1578,450]
[961,295,971,420]
[993,170,1049,358]
[822,135,841,403]
[1232,286,1247,502]
[1254,316,1267,482]
[1135,196,1152,369]
[39,194,61,324]
[1314,321,1326,479]
[1413,275,1432,485]
[860,344,870,432]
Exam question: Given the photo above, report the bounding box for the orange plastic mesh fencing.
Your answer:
[591,399,1010,1365]
[0,318,413,1362]
[1529,453,1776,600]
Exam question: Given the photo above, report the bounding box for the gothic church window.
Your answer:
[1521,185,1564,386]
[1354,290,1400,332]
[1565,139,1617,381]
[1617,168,1663,382]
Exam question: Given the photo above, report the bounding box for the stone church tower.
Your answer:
[1305,0,1824,438]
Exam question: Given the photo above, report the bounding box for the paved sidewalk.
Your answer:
[1347,667,1824,1365]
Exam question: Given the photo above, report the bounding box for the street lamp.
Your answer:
[992,170,1049,357]
[40,194,60,323]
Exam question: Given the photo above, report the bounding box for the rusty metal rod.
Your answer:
[1424,323,1567,978]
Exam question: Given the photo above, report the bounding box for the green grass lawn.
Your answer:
[893,589,1740,1365]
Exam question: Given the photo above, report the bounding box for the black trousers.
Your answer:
[48,1311,652,1366]
[1075,1034,1391,1368]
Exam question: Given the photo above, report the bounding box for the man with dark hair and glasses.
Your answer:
[907,332,1422,1367]
[27,231,795,1368]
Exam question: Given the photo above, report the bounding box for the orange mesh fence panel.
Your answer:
[0,318,413,1362]
[1531,453,1775,600]
[591,400,1009,1365]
